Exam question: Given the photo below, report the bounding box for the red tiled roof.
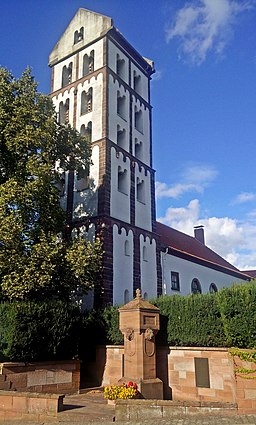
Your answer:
[156,221,246,274]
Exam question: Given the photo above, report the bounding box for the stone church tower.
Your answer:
[49,9,162,306]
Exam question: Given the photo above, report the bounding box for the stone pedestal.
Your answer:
[119,289,163,399]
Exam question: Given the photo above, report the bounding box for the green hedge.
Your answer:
[99,282,256,349]
[1,283,255,362]
[0,300,82,361]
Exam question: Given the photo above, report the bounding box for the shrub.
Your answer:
[0,300,81,361]
[216,282,256,348]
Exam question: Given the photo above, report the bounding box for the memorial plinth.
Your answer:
[119,289,163,399]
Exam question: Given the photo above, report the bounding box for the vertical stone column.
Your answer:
[119,289,163,399]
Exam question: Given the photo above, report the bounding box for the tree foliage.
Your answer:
[0,67,102,300]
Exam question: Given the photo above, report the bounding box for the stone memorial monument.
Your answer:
[119,289,163,399]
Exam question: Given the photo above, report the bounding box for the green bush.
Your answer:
[0,300,82,361]
[216,282,256,348]
[153,293,226,347]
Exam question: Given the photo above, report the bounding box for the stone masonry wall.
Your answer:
[89,345,256,414]
[0,360,80,394]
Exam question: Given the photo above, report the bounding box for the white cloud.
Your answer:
[158,198,256,270]
[156,164,217,199]
[152,70,163,81]
[233,192,256,204]
[166,0,255,65]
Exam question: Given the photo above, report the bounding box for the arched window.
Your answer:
[144,292,148,300]
[209,283,218,293]
[117,126,126,149]
[124,289,129,304]
[81,88,93,115]
[117,166,128,194]
[133,71,141,94]
[135,139,143,160]
[59,99,69,124]
[74,27,84,44]
[135,108,143,133]
[117,92,126,119]
[116,54,125,79]
[124,240,130,256]
[83,50,94,76]
[142,246,148,262]
[62,63,72,87]
[191,278,202,295]
[137,178,145,203]
[80,122,92,142]
[76,171,89,191]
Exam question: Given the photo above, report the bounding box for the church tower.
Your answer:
[49,9,162,306]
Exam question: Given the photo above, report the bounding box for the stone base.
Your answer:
[139,378,163,400]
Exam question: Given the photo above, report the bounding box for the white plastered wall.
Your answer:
[76,73,103,142]
[110,148,130,223]
[113,225,134,305]
[108,40,129,85]
[140,235,157,299]
[132,96,150,166]
[108,75,129,150]
[73,145,99,218]
[135,163,151,231]
[52,87,75,126]
[161,252,247,296]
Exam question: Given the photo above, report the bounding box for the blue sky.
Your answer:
[1,0,256,270]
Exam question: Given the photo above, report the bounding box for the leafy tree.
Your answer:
[0,67,102,301]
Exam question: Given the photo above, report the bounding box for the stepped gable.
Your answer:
[156,221,243,273]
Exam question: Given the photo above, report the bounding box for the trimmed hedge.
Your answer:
[1,283,255,362]
[0,300,82,361]
[98,282,256,349]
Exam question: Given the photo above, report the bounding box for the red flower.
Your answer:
[127,381,133,387]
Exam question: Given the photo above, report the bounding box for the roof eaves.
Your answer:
[166,246,251,281]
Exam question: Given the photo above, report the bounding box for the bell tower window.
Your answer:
[62,63,73,87]
[136,178,145,203]
[81,88,93,115]
[83,50,94,76]
[59,99,70,124]
[116,54,125,79]
[74,27,84,44]
[117,92,126,119]
[133,71,141,94]
[118,166,128,194]
[135,138,143,160]
[135,108,143,133]
[80,122,92,142]
[117,125,126,149]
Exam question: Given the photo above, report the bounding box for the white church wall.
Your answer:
[73,145,99,218]
[76,73,103,142]
[130,62,149,102]
[135,164,151,231]
[161,252,247,296]
[108,40,129,85]
[108,75,130,150]
[113,225,134,305]
[140,235,157,299]
[110,148,130,223]
[132,96,150,166]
